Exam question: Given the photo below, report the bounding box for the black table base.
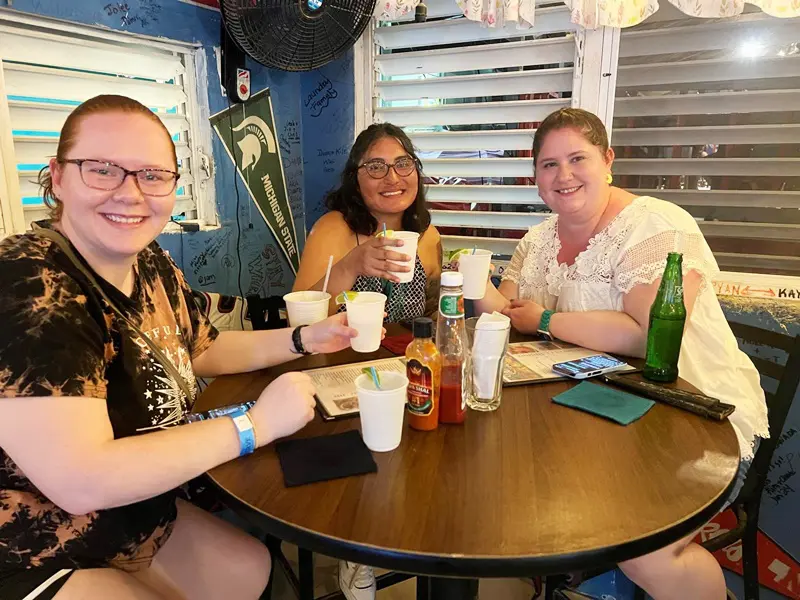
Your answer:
[421,576,479,600]
[263,534,480,600]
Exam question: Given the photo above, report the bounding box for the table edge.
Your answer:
[208,469,736,578]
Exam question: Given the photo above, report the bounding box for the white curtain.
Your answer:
[375,0,420,21]
[455,0,536,27]
[375,0,800,26]
[564,0,800,29]
[374,0,537,26]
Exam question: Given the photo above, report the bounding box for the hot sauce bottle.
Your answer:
[406,317,441,431]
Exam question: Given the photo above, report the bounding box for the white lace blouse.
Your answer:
[502,196,768,460]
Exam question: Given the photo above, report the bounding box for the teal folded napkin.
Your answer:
[553,381,655,425]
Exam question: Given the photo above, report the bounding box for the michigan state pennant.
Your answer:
[210,89,299,274]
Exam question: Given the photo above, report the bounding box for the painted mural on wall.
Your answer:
[210,89,300,274]
[715,280,800,303]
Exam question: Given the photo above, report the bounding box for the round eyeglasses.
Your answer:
[358,157,418,180]
[62,159,180,197]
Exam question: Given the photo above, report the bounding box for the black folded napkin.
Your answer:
[276,430,378,487]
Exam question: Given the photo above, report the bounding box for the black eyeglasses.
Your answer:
[62,159,180,197]
[358,156,418,180]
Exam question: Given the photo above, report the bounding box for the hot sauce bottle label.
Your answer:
[407,358,434,416]
[439,293,464,318]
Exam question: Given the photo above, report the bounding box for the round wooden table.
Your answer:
[196,332,739,597]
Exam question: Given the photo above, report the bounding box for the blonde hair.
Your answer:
[37,94,177,220]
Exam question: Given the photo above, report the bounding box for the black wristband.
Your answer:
[291,325,311,355]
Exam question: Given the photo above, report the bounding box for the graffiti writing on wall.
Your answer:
[103,0,161,28]
[305,76,338,118]
[190,229,232,275]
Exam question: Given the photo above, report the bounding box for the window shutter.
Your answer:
[0,15,204,231]
[373,1,577,259]
[613,11,800,276]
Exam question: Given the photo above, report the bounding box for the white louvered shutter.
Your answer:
[612,6,800,276]
[372,0,578,259]
[0,14,206,233]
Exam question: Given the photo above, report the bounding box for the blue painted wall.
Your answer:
[300,50,356,231]
[166,58,308,299]
[6,0,355,298]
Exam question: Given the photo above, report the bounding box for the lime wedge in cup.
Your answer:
[447,248,473,261]
[335,291,358,304]
[446,248,474,269]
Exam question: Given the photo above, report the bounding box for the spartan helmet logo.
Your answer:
[232,116,277,171]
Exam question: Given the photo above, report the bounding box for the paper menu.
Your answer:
[304,357,407,419]
[503,340,634,384]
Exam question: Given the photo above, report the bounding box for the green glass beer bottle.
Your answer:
[643,253,686,383]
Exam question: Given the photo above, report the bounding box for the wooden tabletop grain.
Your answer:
[196,327,739,577]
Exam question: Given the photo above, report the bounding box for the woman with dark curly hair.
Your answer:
[293,123,442,324]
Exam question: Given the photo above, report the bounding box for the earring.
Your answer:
[605,173,613,184]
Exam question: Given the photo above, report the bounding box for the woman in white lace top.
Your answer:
[474,108,768,600]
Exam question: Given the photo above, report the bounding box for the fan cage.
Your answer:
[221,0,376,72]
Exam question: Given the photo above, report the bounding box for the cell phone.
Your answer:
[552,355,629,379]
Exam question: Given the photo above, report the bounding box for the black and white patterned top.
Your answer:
[338,254,428,324]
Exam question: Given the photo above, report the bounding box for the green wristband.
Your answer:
[537,309,555,339]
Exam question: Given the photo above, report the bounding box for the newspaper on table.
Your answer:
[503,340,635,385]
[304,357,407,419]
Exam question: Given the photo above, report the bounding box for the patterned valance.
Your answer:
[375,0,800,28]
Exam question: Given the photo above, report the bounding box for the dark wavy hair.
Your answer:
[325,123,431,236]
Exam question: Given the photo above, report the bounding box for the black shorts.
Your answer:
[0,568,74,600]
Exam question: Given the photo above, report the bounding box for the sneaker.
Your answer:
[338,561,376,600]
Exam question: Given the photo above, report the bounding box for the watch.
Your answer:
[230,409,256,457]
[537,309,555,341]
[291,325,311,355]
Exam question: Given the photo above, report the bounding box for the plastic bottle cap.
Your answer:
[441,271,463,287]
[413,317,433,338]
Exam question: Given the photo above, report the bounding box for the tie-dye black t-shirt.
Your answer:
[0,222,218,578]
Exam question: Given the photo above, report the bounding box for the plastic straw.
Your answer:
[322,255,334,294]
[363,366,382,390]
